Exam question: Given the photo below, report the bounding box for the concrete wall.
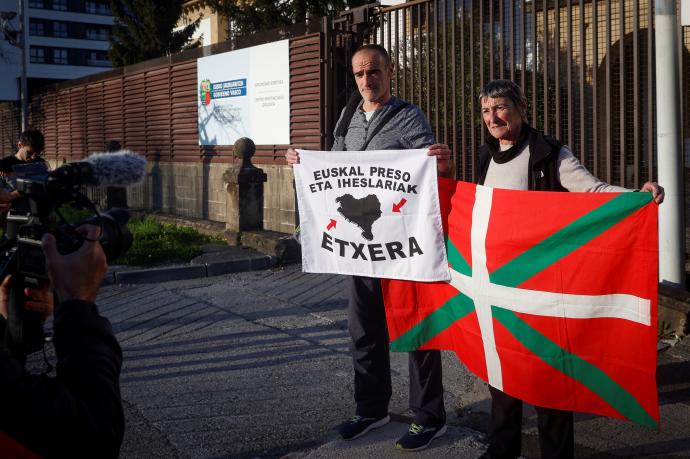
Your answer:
[126,162,227,222]
[124,161,297,234]
[263,164,297,234]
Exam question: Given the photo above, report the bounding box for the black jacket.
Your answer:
[0,300,124,458]
[477,126,568,192]
[0,156,47,175]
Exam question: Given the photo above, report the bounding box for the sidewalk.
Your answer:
[288,420,487,459]
[88,264,690,458]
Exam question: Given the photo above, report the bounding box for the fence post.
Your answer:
[223,137,267,244]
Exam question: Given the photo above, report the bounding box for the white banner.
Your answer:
[294,149,450,282]
[197,40,290,145]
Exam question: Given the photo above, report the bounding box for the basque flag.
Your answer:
[382,178,659,427]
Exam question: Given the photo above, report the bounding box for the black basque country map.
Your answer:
[335,193,382,241]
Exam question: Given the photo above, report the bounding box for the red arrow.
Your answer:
[326,219,337,230]
[392,198,407,213]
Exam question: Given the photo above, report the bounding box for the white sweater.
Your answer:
[483,144,629,193]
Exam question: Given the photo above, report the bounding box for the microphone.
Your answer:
[47,150,147,189]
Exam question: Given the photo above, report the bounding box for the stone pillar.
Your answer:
[223,138,267,244]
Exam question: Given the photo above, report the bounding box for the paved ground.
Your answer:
[84,264,689,458]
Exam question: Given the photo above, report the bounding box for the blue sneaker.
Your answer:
[395,422,447,451]
[337,414,390,440]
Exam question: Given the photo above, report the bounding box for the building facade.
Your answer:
[178,0,228,47]
[0,0,113,102]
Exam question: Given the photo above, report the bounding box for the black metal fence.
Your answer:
[362,0,689,187]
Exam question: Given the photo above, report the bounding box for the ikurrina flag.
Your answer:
[382,179,659,427]
[293,149,449,282]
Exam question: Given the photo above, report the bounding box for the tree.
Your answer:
[205,0,367,41]
[108,0,199,67]
[287,0,368,22]
[205,0,288,39]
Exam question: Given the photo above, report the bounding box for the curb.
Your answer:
[102,255,277,285]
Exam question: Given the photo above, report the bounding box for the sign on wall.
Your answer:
[197,40,290,145]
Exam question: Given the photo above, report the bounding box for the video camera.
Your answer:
[0,151,146,358]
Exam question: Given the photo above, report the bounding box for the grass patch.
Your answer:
[4,206,222,266]
[117,216,225,266]
[56,206,94,223]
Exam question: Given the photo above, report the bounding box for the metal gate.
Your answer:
[328,0,690,188]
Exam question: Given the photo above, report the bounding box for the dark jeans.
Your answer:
[487,386,574,459]
[347,275,445,427]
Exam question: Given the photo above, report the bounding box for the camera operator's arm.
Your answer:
[0,188,18,204]
[23,281,53,321]
[0,276,54,322]
[43,225,106,303]
[0,225,124,458]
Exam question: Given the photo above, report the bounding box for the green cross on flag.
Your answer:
[382,179,659,428]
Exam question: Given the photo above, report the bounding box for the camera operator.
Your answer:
[0,223,124,458]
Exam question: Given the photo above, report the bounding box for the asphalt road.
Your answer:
[89,264,690,458]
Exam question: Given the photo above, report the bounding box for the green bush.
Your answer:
[117,216,225,266]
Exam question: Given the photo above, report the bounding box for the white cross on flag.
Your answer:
[293,149,450,281]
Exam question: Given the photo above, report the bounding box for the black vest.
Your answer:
[477,126,568,192]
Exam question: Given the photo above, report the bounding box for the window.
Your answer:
[53,48,68,64]
[52,0,67,11]
[86,27,109,41]
[29,20,45,36]
[88,50,110,67]
[53,21,67,38]
[29,47,45,64]
[28,0,44,8]
[85,1,111,15]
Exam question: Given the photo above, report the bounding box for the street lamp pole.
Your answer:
[18,0,27,131]
[655,0,685,288]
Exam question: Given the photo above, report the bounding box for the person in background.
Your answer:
[0,129,47,176]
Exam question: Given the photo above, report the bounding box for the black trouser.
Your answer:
[487,386,574,459]
[347,275,445,427]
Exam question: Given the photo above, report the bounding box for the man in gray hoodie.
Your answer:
[286,44,451,452]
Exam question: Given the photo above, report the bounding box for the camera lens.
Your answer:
[77,208,133,263]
